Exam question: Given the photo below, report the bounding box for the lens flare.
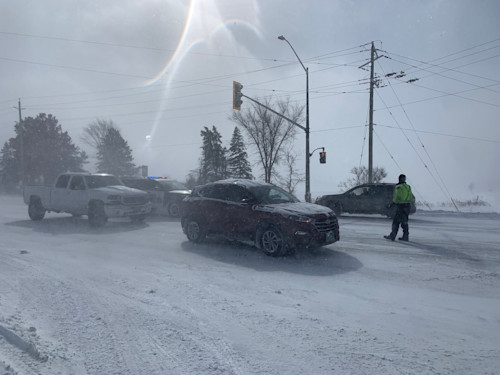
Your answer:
[143,0,260,144]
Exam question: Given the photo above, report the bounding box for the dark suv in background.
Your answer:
[120,176,191,217]
[181,179,339,256]
[315,183,416,218]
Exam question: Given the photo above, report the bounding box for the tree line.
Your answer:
[0,97,309,194]
[0,97,384,195]
[0,115,136,192]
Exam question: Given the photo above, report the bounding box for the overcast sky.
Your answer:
[1,0,499,205]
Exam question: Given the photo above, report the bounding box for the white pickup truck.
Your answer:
[23,172,152,226]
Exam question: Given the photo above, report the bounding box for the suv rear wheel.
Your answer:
[185,218,206,243]
[260,226,287,257]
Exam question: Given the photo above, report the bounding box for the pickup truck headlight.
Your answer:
[282,214,312,223]
[107,195,122,205]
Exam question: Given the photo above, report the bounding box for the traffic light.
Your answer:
[233,81,243,110]
[319,151,326,164]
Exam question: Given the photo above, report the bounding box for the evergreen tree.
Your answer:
[96,128,135,176]
[0,113,87,189]
[199,126,227,184]
[227,127,253,179]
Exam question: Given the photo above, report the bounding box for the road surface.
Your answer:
[0,195,499,374]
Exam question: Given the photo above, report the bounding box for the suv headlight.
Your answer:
[282,214,312,223]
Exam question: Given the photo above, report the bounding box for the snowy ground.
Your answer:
[0,194,499,375]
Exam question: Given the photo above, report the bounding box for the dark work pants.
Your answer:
[390,203,411,239]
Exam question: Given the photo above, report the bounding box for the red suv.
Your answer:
[181,179,339,256]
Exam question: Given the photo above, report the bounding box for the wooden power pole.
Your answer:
[368,42,375,183]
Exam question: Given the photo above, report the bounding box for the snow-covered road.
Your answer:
[1,195,499,374]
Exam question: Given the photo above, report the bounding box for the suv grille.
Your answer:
[123,196,148,205]
[314,217,338,233]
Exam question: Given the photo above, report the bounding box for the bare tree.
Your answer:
[276,148,304,195]
[230,97,304,183]
[81,119,118,150]
[338,165,387,191]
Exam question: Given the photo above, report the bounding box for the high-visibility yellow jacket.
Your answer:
[393,183,415,204]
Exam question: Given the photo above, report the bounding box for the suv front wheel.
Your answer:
[259,226,287,257]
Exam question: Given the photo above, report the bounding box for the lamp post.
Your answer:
[278,35,311,202]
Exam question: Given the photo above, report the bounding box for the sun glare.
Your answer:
[143,0,260,146]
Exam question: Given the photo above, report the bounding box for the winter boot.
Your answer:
[398,235,409,241]
[384,235,395,241]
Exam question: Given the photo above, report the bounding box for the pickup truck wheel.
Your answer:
[185,218,206,243]
[28,199,46,221]
[168,202,181,217]
[259,226,287,257]
[88,202,107,227]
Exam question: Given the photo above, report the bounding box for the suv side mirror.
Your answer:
[241,197,254,206]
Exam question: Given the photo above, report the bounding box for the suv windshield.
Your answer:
[85,175,123,188]
[248,185,299,204]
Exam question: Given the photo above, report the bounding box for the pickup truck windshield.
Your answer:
[85,175,123,188]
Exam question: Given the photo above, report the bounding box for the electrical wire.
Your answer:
[376,60,459,210]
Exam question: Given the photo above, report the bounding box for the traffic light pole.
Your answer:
[240,94,306,131]
[305,67,310,203]
[278,35,311,202]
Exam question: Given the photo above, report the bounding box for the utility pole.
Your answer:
[14,99,25,186]
[359,42,383,183]
[368,42,375,184]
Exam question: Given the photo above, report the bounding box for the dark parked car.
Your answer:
[120,176,191,217]
[181,179,339,256]
[315,183,416,218]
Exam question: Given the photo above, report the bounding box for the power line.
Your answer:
[0,30,285,63]
[376,124,500,143]
[375,61,458,207]
[0,56,154,80]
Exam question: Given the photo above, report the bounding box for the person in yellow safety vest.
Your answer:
[384,174,415,241]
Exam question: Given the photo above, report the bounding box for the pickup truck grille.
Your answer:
[123,196,148,205]
[314,217,338,233]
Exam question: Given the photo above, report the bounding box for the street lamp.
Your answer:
[278,35,311,202]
